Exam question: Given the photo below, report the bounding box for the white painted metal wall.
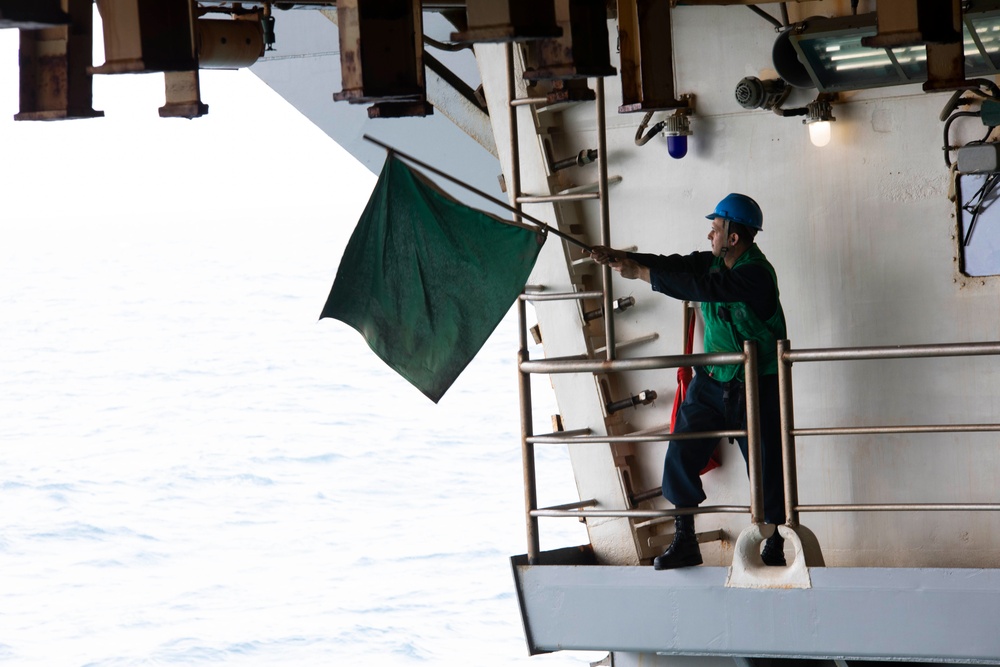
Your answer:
[486,4,1000,568]
[254,2,1000,570]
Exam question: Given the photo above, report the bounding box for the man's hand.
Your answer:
[589,245,650,283]
[589,245,625,265]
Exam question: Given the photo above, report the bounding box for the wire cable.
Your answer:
[634,111,666,147]
[961,172,1000,246]
[943,111,983,167]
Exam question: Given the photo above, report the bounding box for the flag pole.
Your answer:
[363,134,593,253]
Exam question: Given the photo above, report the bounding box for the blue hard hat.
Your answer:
[705,193,763,230]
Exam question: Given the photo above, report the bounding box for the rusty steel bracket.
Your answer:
[861,0,962,48]
[159,69,209,118]
[450,0,561,43]
[523,0,616,81]
[924,40,967,92]
[616,0,690,112]
[858,0,966,92]
[15,0,103,121]
[90,0,198,74]
[333,0,427,105]
[0,0,68,29]
[367,100,434,118]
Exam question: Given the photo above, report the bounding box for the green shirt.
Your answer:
[700,245,786,382]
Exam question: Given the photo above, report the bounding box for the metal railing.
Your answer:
[517,326,1000,565]
[517,295,765,564]
[505,41,626,563]
[777,339,1000,526]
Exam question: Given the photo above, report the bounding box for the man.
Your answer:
[590,193,787,570]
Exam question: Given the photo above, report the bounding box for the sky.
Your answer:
[0,27,375,237]
[0,23,594,666]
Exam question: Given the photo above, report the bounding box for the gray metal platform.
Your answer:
[512,547,1000,662]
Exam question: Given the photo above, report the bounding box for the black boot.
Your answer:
[761,527,785,566]
[653,514,703,570]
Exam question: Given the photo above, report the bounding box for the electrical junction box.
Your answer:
[981,100,1000,127]
[957,143,1000,174]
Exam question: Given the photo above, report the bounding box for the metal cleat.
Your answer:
[726,523,812,589]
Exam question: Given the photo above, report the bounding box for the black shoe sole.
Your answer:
[653,554,704,570]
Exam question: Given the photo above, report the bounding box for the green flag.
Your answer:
[321,154,544,403]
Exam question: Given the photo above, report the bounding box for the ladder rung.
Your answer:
[558,175,623,195]
[593,333,660,355]
[517,192,600,204]
[510,96,550,107]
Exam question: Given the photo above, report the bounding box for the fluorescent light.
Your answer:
[787,6,1000,92]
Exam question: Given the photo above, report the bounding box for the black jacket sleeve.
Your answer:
[627,250,778,321]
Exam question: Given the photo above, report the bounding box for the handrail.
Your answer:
[505,44,627,563]
[520,351,744,374]
[516,314,763,562]
[794,423,1000,436]
[596,76,613,365]
[519,332,1000,565]
[531,505,750,519]
[509,43,539,567]
[778,338,1000,528]
[797,503,1000,512]
[783,340,1000,363]
[528,430,745,444]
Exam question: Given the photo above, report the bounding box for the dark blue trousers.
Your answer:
[662,369,786,525]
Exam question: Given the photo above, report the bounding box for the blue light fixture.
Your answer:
[666,134,688,159]
[664,110,692,159]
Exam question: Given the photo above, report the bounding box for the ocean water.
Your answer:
[0,213,596,665]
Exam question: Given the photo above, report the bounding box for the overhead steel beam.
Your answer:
[195,1,468,9]
[91,0,198,74]
[0,0,67,29]
[617,0,689,112]
[15,0,103,120]
[523,0,616,81]
[333,0,427,105]
[450,0,560,43]
[862,0,962,47]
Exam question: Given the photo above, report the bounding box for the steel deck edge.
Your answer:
[512,550,1000,662]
